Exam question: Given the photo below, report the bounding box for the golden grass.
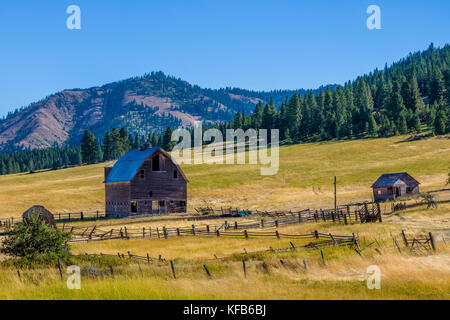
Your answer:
[0,135,448,217]
[0,135,449,299]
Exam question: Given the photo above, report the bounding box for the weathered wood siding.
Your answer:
[105,183,131,216]
[129,151,187,215]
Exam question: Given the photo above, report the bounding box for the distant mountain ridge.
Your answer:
[0,71,332,152]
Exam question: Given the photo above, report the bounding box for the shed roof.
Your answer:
[371,172,419,188]
[104,147,158,183]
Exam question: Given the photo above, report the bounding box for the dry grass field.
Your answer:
[0,134,449,299]
[0,134,449,217]
[0,203,448,299]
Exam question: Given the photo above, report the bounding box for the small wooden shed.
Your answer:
[371,172,420,202]
[22,205,57,228]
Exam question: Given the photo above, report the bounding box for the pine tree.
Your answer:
[429,68,445,105]
[397,112,408,134]
[251,102,264,129]
[111,128,124,159]
[81,130,99,164]
[387,80,406,120]
[368,115,378,136]
[411,112,421,132]
[102,130,113,161]
[286,94,302,141]
[163,127,174,150]
[434,109,447,135]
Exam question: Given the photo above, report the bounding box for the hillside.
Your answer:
[0,134,448,217]
[0,72,320,152]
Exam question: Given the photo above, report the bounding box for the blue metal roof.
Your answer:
[104,147,158,183]
[371,173,406,188]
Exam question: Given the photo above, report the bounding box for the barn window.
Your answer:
[406,187,412,193]
[152,155,160,171]
[159,200,165,207]
[131,201,137,213]
[149,191,153,197]
[174,170,178,179]
[140,169,145,179]
[152,201,159,211]
[378,190,381,195]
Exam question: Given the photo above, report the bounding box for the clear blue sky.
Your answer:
[0,0,449,117]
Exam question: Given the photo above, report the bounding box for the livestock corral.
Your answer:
[0,135,449,299]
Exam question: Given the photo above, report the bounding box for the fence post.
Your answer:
[96,210,99,219]
[163,226,168,239]
[157,227,160,239]
[80,211,84,220]
[244,230,248,239]
[298,212,302,222]
[216,230,220,237]
[401,230,409,248]
[314,230,319,239]
[275,220,279,228]
[329,233,338,246]
[147,253,150,263]
[275,230,280,239]
[260,219,264,229]
[242,260,247,278]
[203,264,212,278]
[57,259,63,280]
[170,260,176,279]
[143,227,145,238]
[206,225,210,234]
[429,232,436,251]
[234,221,238,230]
[176,228,180,236]
[124,226,128,239]
[344,213,348,225]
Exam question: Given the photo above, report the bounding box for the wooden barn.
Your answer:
[104,144,188,217]
[371,172,420,202]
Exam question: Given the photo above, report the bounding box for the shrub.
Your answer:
[0,213,71,258]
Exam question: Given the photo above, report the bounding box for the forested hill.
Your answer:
[0,72,329,153]
[213,43,449,143]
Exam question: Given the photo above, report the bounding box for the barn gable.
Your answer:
[371,172,419,188]
[104,147,188,184]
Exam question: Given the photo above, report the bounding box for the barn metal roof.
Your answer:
[104,147,158,183]
[371,172,414,188]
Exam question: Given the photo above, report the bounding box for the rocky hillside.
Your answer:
[0,72,319,152]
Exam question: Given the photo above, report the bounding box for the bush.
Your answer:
[0,213,71,258]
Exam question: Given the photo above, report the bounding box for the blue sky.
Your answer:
[0,0,449,117]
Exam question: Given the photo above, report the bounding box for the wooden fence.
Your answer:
[62,211,361,244]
